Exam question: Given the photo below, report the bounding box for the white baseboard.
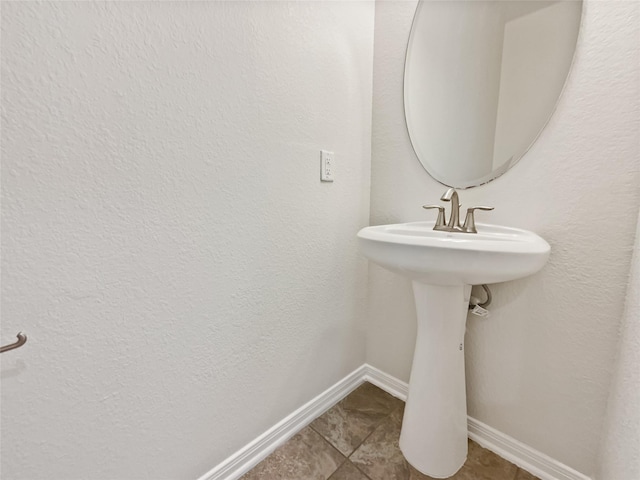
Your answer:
[362,364,409,401]
[197,363,591,480]
[467,418,591,480]
[364,365,591,480]
[196,365,367,480]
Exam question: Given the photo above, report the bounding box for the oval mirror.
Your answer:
[404,0,583,188]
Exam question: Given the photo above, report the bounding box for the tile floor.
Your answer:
[240,382,540,480]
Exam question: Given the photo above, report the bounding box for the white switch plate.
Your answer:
[321,150,334,182]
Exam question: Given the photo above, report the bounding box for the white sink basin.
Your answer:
[358,220,550,286]
[357,220,550,478]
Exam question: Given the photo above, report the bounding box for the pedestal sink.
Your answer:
[358,220,550,478]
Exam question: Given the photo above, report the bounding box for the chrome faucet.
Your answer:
[423,188,494,234]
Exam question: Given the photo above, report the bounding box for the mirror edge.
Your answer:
[402,0,585,190]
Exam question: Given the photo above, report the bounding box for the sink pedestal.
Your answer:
[399,282,472,478]
[357,220,550,476]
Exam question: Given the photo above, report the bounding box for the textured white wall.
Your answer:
[368,0,639,476]
[0,2,373,479]
[597,210,640,479]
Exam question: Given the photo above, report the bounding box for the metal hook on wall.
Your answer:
[1,332,27,354]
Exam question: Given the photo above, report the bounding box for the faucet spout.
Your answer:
[424,187,492,234]
[440,188,461,230]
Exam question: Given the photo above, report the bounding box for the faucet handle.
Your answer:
[462,206,494,233]
[423,205,446,229]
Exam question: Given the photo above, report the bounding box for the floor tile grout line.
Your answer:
[313,421,398,474]
[347,418,384,460]
[308,384,363,456]
[310,381,404,459]
[345,399,402,480]
[242,379,531,480]
[347,398,403,461]
[326,459,375,480]
[308,425,350,480]
[351,460,375,480]
[311,382,403,480]
[308,422,350,461]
